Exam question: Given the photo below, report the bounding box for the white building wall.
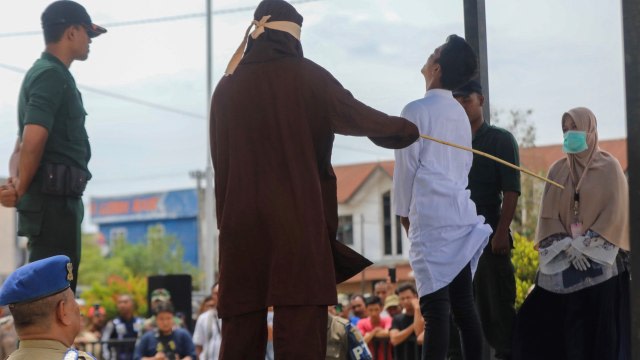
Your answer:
[0,178,18,280]
[337,169,408,264]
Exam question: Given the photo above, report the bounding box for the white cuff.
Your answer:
[571,235,618,266]
[538,237,572,275]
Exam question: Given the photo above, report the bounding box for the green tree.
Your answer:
[491,108,541,237]
[492,108,536,148]
[514,173,546,238]
[78,225,202,316]
[79,226,201,288]
[78,234,131,286]
[109,225,200,279]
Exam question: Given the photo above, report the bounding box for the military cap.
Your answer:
[151,288,171,302]
[452,79,483,97]
[0,255,73,306]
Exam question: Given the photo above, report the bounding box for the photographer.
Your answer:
[134,302,195,360]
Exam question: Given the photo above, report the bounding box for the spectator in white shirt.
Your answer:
[193,284,221,360]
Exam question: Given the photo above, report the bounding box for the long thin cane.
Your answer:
[420,134,565,190]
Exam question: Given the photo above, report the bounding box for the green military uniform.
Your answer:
[326,315,349,359]
[7,340,95,360]
[468,122,521,359]
[16,52,91,292]
[326,315,372,360]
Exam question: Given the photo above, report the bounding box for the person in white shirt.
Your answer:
[393,34,492,360]
[193,284,221,360]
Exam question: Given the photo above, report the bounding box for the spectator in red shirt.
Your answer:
[357,296,392,359]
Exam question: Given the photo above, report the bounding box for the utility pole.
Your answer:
[463,0,490,124]
[463,3,494,358]
[360,214,365,295]
[202,0,217,291]
[621,0,640,357]
[189,170,206,290]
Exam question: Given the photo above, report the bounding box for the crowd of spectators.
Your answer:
[0,280,422,360]
[341,281,423,360]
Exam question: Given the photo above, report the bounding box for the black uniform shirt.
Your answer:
[467,122,521,227]
[18,52,91,175]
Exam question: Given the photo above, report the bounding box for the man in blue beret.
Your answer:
[0,255,95,359]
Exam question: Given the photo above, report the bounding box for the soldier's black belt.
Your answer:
[40,163,89,197]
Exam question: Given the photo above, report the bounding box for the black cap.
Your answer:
[255,0,304,27]
[41,1,106,38]
[452,79,482,97]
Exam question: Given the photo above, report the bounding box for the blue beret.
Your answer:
[0,255,72,305]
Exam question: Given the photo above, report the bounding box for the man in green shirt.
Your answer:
[0,1,106,292]
[454,80,520,360]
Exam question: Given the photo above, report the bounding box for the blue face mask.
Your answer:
[562,131,588,153]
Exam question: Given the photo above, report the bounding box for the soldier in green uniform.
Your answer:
[0,1,106,292]
[326,311,372,360]
[0,255,96,360]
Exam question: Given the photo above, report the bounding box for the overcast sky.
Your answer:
[0,0,628,229]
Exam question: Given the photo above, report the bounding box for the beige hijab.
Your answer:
[535,107,629,250]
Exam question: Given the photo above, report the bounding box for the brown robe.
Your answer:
[210,25,419,318]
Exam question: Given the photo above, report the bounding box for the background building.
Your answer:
[333,161,413,294]
[91,189,199,266]
[0,177,24,282]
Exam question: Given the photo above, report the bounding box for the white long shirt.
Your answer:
[192,309,221,360]
[393,89,492,297]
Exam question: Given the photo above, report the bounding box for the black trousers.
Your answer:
[473,248,516,358]
[513,272,630,360]
[420,263,484,360]
[21,195,83,292]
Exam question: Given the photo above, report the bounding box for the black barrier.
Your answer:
[369,338,421,360]
[148,274,193,331]
[75,339,137,360]
[370,339,391,360]
[75,337,422,360]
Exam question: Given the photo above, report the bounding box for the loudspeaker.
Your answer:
[147,274,193,331]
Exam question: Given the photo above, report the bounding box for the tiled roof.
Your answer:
[520,138,627,174]
[334,160,394,204]
[334,138,627,203]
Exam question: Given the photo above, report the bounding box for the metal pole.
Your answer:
[622,0,640,358]
[463,2,493,358]
[189,170,205,290]
[206,0,213,99]
[202,0,217,290]
[360,214,365,295]
[463,0,491,124]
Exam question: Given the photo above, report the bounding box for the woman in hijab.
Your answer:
[513,107,630,360]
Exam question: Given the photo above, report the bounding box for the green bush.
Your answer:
[511,232,538,309]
